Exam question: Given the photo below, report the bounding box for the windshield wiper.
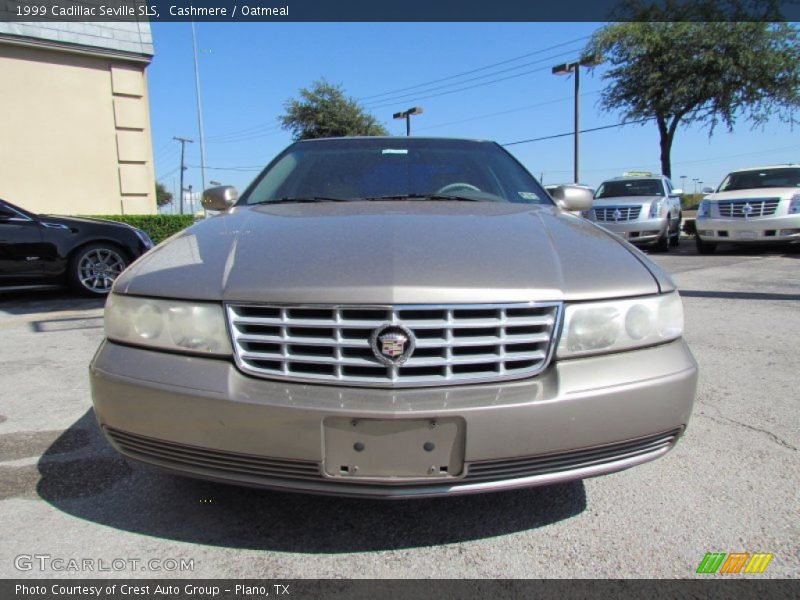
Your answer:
[363,194,484,202]
[253,196,350,205]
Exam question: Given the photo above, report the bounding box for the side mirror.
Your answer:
[202,186,238,211]
[671,188,684,196]
[702,187,714,194]
[550,185,594,212]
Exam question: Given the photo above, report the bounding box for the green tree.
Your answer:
[583,12,800,178]
[155,182,173,206]
[280,79,389,140]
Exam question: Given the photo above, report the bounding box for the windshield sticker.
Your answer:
[518,192,540,200]
[382,149,409,155]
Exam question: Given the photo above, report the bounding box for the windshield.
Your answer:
[239,138,551,205]
[594,179,664,198]
[718,168,800,192]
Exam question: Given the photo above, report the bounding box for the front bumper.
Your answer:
[591,217,667,244]
[90,339,698,498]
[696,214,800,243]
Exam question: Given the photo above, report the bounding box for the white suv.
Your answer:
[586,174,683,252]
[695,165,800,254]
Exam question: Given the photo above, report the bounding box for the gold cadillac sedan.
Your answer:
[90,137,698,498]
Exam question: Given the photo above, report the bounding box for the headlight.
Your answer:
[104,294,231,355]
[556,292,684,358]
[697,200,710,218]
[649,200,665,218]
[788,194,800,215]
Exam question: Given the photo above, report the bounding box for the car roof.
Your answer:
[727,164,799,174]
[295,136,493,144]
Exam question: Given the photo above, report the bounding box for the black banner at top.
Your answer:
[1,0,799,22]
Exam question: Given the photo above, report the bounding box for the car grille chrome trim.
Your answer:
[226,302,562,387]
[463,428,681,482]
[593,206,642,221]
[106,426,682,489]
[105,427,323,481]
[716,198,780,218]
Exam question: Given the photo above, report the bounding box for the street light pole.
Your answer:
[552,56,601,184]
[190,21,207,195]
[393,106,423,136]
[574,65,580,184]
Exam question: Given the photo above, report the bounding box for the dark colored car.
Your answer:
[0,198,153,296]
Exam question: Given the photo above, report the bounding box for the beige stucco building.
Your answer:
[0,22,156,215]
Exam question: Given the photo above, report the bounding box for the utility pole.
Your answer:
[173,136,193,214]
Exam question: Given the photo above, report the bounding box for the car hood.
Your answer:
[592,195,662,206]
[114,201,670,304]
[705,187,797,201]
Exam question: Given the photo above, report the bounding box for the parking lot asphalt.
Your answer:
[0,241,798,579]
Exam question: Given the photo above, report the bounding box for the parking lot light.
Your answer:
[393,106,423,136]
[552,54,602,184]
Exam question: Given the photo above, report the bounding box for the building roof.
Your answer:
[0,21,153,62]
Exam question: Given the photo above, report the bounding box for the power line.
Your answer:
[502,118,652,146]
[205,127,285,145]
[186,164,263,171]
[366,49,583,110]
[205,122,282,143]
[358,35,591,102]
[198,36,595,144]
[417,90,600,131]
[156,166,181,181]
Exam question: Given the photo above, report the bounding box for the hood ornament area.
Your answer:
[370,324,415,366]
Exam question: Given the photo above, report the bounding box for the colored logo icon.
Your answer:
[696,552,773,574]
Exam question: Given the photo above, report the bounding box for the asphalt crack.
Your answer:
[696,411,798,452]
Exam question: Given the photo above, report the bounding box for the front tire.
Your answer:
[669,213,681,247]
[652,228,670,252]
[68,243,129,296]
[695,236,717,255]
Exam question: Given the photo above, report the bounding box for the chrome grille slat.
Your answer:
[464,430,680,482]
[105,427,322,481]
[238,335,371,348]
[717,198,780,218]
[227,302,562,387]
[593,205,643,222]
[232,316,555,329]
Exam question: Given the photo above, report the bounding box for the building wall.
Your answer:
[0,43,156,215]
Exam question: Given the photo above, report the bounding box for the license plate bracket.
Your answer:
[323,417,465,480]
[734,230,757,239]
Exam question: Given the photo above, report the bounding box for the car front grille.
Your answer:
[717,198,780,218]
[226,302,562,387]
[593,206,642,221]
[463,428,681,482]
[106,426,682,490]
[105,427,322,481]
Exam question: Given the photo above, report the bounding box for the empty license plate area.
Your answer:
[734,230,757,239]
[323,417,465,481]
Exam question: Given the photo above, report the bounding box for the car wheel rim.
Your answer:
[78,249,125,293]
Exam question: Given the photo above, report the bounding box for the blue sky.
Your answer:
[149,22,799,198]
